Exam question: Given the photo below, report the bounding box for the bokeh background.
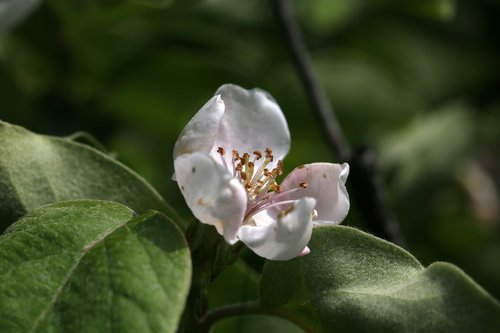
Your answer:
[1,0,499,305]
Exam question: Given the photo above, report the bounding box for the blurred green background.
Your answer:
[1,0,499,303]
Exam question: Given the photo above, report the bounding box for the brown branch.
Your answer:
[272,0,406,247]
[272,0,351,162]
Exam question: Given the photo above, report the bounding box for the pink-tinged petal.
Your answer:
[174,152,246,244]
[280,163,350,224]
[173,95,225,159]
[212,84,290,166]
[238,197,316,261]
[299,246,311,256]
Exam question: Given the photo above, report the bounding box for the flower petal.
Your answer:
[213,84,290,165]
[173,95,225,159]
[238,197,316,261]
[174,152,246,244]
[280,163,350,224]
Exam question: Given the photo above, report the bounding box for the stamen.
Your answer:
[231,149,240,177]
[232,150,240,160]
[250,156,272,186]
[277,160,283,175]
[252,179,273,203]
[226,148,306,225]
[246,162,255,185]
[250,182,308,212]
[245,199,297,220]
[217,146,229,170]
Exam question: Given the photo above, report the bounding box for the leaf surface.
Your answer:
[0,200,191,333]
[261,226,500,332]
[0,120,178,232]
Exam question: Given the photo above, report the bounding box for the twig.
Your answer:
[272,0,406,247]
[272,0,351,162]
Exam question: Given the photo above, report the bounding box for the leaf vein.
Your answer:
[29,219,130,333]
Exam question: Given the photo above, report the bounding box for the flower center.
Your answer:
[216,146,307,222]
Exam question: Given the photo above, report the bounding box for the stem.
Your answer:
[199,302,317,333]
[180,222,248,331]
[272,0,351,162]
[271,0,406,247]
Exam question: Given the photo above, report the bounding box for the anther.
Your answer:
[216,146,229,170]
[253,150,263,160]
[299,182,308,188]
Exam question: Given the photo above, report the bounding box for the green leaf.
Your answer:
[0,200,191,333]
[0,120,180,232]
[213,315,305,333]
[131,0,176,9]
[208,259,260,310]
[403,0,456,21]
[260,226,500,332]
[65,131,113,155]
[378,106,472,190]
[375,0,456,21]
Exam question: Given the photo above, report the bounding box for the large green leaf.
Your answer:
[260,226,500,332]
[0,200,191,333]
[213,315,305,333]
[0,120,179,232]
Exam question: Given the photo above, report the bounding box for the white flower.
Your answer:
[173,84,349,260]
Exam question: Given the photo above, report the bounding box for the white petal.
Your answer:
[174,152,247,244]
[280,163,350,224]
[173,95,225,159]
[212,84,290,166]
[238,197,316,261]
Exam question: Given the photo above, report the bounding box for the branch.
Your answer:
[272,0,406,247]
[272,0,350,162]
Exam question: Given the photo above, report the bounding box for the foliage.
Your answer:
[0,200,190,332]
[261,226,500,332]
[0,120,180,233]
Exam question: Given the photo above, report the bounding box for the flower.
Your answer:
[173,84,349,260]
